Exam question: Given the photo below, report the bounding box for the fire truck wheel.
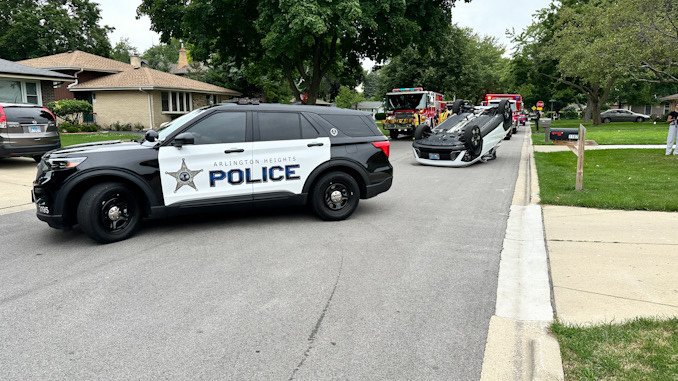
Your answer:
[389,130,399,139]
[414,124,432,140]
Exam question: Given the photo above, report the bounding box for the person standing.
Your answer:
[667,103,678,155]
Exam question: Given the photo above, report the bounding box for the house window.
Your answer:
[0,79,41,104]
[206,94,221,105]
[665,104,671,115]
[161,91,192,113]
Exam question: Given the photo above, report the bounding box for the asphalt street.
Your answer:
[0,131,523,380]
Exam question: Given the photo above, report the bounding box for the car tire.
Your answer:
[32,155,42,163]
[497,99,512,130]
[310,172,360,221]
[504,129,512,140]
[390,130,399,139]
[77,182,141,243]
[635,117,643,123]
[414,124,432,140]
[603,118,611,123]
[462,125,483,158]
[452,99,464,114]
[512,125,518,134]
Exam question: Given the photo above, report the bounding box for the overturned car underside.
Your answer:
[411,99,513,167]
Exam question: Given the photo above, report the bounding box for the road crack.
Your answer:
[288,254,344,380]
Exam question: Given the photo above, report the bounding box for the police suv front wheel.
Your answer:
[77,182,141,243]
[310,172,360,221]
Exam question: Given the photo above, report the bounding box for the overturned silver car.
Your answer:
[411,99,513,167]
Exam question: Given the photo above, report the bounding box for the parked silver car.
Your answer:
[600,109,649,123]
[0,102,60,162]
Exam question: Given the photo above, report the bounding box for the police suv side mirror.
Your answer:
[172,132,195,147]
[145,130,159,142]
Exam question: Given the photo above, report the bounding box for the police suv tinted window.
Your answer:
[185,112,246,144]
[301,115,319,138]
[319,114,374,137]
[258,112,301,141]
[4,106,54,124]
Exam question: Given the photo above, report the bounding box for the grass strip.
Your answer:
[552,318,678,381]
[60,133,142,147]
[531,122,669,145]
[533,149,678,211]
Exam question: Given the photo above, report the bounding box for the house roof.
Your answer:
[69,67,241,95]
[0,58,74,81]
[18,50,132,73]
[357,101,383,109]
[659,93,678,101]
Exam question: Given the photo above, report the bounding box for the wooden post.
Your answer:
[544,126,550,143]
[575,124,586,191]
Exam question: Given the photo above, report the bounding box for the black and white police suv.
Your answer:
[32,102,393,243]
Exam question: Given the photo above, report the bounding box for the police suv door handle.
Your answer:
[307,142,324,147]
[224,148,245,154]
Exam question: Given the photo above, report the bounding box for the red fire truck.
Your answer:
[484,94,523,133]
[383,87,446,138]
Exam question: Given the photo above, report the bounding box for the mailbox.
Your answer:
[549,128,579,141]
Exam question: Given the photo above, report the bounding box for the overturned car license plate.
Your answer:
[428,153,440,160]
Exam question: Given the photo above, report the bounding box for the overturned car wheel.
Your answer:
[498,99,513,130]
[461,125,483,159]
[414,124,432,140]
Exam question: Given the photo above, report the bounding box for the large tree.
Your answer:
[0,0,112,60]
[110,38,137,64]
[375,26,508,104]
[137,0,469,105]
[607,0,678,84]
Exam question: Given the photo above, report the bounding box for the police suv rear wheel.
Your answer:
[311,172,359,221]
[77,182,141,243]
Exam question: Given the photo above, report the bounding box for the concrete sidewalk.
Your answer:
[545,206,678,325]
[535,143,678,324]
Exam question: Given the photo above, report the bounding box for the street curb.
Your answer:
[480,127,564,380]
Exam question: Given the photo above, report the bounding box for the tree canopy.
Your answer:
[138,0,470,105]
[0,0,112,61]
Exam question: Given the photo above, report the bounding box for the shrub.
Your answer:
[46,100,93,124]
[560,109,579,120]
[374,112,386,120]
[80,125,98,132]
[133,123,145,131]
[109,121,132,131]
[64,126,80,133]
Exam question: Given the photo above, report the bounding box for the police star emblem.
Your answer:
[165,158,203,192]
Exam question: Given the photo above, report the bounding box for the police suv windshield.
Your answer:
[387,93,427,110]
[154,108,208,142]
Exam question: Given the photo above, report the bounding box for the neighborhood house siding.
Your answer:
[151,91,171,128]
[94,91,149,129]
[40,81,55,104]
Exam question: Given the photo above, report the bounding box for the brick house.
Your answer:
[0,58,73,105]
[18,51,240,129]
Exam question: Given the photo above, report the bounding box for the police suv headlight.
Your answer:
[46,157,87,171]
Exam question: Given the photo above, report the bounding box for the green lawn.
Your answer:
[60,132,142,147]
[552,318,678,381]
[531,120,668,145]
[533,149,678,211]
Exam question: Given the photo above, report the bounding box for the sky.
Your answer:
[97,0,553,64]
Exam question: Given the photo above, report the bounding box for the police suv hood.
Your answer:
[48,140,147,157]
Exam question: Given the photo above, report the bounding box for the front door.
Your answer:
[158,111,252,206]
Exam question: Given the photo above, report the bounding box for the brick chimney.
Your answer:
[177,44,188,69]
[130,53,141,68]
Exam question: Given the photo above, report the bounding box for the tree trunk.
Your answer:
[582,98,592,123]
[590,97,602,125]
